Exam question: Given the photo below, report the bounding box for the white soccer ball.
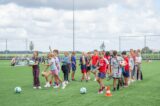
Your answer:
[14,87,22,93]
[80,87,87,94]
[120,61,126,66]
[29,60,35,65]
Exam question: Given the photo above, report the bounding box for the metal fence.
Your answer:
[0,35,160,60]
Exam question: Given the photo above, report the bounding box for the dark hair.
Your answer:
[113,50,117,56]
[105,51,110,56]
[122,51,127,55]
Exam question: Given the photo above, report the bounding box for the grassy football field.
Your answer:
[0,60,160,106]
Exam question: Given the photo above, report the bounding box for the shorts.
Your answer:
[86,66,91,72]
[81,69,87,73]
[91,65,97,72]
[98,72,106,79]
[51,70,58,76]
[123,71,130,78]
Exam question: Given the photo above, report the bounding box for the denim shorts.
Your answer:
[123,71,130,78]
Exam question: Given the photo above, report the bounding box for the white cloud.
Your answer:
[0,1,160,51]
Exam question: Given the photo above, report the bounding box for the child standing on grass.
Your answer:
[97,52,109,94]
[61,52,70,88]
[91,50,99,81]
[53,50,61,88]
[130,49,136,82]
[71,52,76,81]
[86,52,92,80]
[128,54,134,84]
[31,51,41,89]
[111,51,124,91]
[122,51,130,87]
[80,52,88,82]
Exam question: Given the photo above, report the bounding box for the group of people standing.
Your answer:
[29,49,142,94]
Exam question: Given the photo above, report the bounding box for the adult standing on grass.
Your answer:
[31,51,41,89]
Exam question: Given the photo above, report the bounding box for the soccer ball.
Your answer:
[120,61,126,66]
[29,60,35,65]
[14,87,22,93]
[80,87,87,94]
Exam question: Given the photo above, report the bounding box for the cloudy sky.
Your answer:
[0,0,160,51]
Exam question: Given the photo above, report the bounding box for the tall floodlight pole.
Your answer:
[5,39,8,52]
[73,0,75,51]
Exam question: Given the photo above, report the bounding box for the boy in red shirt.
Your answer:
[97,52,109,94]
[91,50,99,81]
[122,51,130,87]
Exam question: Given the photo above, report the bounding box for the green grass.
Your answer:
[0,60,160,106]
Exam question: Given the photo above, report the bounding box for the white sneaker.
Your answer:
[44,82,50,88]
[131,79,135,83]
[54,84,60,88]
[65,81,69,85]
[33,86,37,89]
[98,91,103,94]
[38,86,42,89]
[88,77,91,80]
[62,82,66,89]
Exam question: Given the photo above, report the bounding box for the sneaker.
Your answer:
[98,89,103,94]
[62,82,66,89]
[44,82,50,88]
[88,77,91,80]
[33,86,37,89]
[65,81,69,85]
[37,86,42,89]
[131,79,135,83]
[53,84,60,88]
